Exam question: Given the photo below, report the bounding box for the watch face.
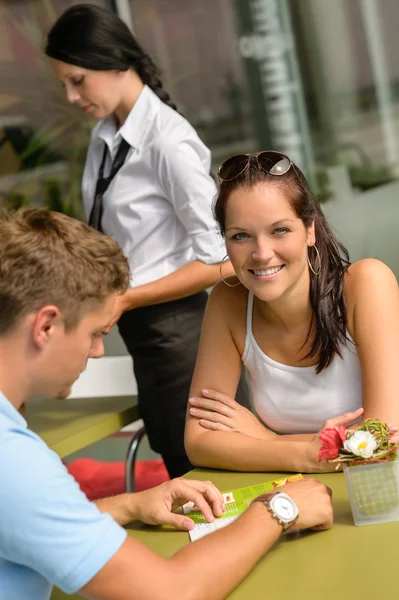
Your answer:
[270,493,298,523]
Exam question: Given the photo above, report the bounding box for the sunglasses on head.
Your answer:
[218,151,292,182]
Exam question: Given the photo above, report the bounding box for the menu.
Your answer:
[184,474,303,542]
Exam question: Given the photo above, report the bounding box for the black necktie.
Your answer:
[89,138,130,231]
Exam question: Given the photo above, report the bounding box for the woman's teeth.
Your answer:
[253,266,283,276]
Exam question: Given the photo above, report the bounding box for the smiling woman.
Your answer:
[184,151,399,474]
[225,186,315,304]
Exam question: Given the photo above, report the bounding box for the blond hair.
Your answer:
[0,207,130,334]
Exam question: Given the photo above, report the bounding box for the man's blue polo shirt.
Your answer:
[0,392,126,600]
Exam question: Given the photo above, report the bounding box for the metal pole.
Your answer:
[360,0,398,164]
[125,426,146,493]
[113,0,135,33]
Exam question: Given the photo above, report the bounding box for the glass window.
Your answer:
[129,0,399,197]
[129,0,258,173]
[4,0,399,227]
[291,0,399,196]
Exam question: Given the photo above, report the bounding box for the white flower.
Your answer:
[343,430,378,459]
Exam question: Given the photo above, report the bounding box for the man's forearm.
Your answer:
[83,499,283,600]
[95,493,139,526]
[169,502,282,600]
[186,430,310,472]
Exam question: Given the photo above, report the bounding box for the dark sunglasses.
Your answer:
[218,151,292,182]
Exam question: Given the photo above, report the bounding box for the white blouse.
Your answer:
[82,85,225,287]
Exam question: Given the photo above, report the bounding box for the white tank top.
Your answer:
[242,292,362,434]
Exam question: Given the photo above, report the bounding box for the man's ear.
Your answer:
[307,221,316,247]
[32,305,62,349]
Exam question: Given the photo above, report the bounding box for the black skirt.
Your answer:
[118,291,209,460]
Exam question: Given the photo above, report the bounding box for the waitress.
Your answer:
[46,3,236,478]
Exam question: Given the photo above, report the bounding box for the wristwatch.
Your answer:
[253,492,299,531]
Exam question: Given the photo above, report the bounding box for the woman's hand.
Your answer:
[103,293,130,333]
[388,424,399,444]
[188,389,270,440]
[305,408,364,473]
[305,409,399,472]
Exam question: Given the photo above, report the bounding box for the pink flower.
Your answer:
[318,426,346,461]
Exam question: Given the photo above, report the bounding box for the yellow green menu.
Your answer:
[184,473,303,541]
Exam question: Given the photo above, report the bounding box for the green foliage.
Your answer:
[314,169,331,203]
[348,165,395,191]
[0,0,91,218]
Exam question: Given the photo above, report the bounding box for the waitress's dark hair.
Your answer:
[45,3,177,111]
[214,157,351,374]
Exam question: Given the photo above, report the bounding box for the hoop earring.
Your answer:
[220,255,241,287]
[308,245,321,276]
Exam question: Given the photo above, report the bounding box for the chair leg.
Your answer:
[125,425,146,493]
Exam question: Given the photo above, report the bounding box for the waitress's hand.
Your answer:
[104,293,130,333]
[188,389,270,440]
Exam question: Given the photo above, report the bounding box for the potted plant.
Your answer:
[319,419,399,526]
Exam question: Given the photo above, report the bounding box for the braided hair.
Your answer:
[45,3,177,111]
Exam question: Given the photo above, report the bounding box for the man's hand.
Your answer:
[284,478,334,531]
[131,478,226,530]
[262,478,334,531]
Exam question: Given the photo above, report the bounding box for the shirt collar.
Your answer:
[95,85,158,150]
[0,391,27,428]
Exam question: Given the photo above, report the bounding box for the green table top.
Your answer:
[127,469,399,599]
[26,395,138,458]
[51,467,399,600]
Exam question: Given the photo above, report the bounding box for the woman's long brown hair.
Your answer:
[214,159,351,373]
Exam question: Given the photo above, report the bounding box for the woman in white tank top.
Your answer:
[185,151,399,473]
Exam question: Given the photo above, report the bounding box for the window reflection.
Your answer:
[129,0,257,172]
[130,0,399,198]
[2,0,399,214]
[0,0,108,216]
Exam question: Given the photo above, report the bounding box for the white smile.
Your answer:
[252,265,284,276]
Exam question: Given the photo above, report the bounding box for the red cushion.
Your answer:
[67,458,170,500]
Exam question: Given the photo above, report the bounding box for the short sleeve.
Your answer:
[158,130,226,264]
[0,428,127,594]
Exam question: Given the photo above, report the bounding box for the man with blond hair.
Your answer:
[0,208,333,600]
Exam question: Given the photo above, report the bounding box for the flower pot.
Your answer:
[344,460,399,526]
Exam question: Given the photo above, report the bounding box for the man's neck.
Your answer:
[0,345,31,410]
